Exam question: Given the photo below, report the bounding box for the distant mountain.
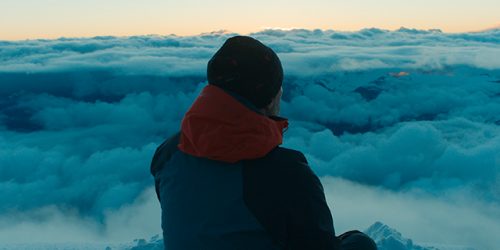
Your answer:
[364,222,436,250]
[1,222,473,250]
[364,222,477,250]
[128,235,163,250]
[126,221,435,250]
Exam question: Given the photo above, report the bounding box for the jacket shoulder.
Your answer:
[259,146,321,193]
[243,146,312,188]
[260,146,308,166]
[260,146,315,181]
[150,132,181,175]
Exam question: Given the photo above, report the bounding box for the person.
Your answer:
[150,36,377,250]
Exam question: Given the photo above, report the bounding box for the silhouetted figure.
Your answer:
[151,36,377,250]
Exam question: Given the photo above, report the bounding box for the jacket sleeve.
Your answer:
[150,132,181,200]
[284,152,340,250]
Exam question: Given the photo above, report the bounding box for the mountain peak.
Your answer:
[364,222,435,250]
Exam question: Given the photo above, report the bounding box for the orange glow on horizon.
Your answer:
[2,23,498,41]
[1,0,498,41]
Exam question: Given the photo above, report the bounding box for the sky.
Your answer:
[0,28,499,248]
[1,0,499,40]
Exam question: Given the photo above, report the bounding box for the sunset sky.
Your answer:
[1,0,499,40]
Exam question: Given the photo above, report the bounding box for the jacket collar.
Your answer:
[178,84,288,163]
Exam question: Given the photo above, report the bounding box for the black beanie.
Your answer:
[207,36,283,109]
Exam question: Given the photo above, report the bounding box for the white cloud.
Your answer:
[0,188,161,244]
[0,28,499,247]
[323,177,500,249]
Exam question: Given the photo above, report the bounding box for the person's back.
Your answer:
[151,36,377,250]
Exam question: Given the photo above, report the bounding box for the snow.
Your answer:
[0,221,480,249]
[365,222,436,250]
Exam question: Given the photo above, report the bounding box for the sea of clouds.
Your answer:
[0,27,499,249]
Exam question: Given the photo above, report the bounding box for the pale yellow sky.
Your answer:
[0,0,499,40]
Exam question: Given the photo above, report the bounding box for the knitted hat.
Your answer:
[207,36,283,109]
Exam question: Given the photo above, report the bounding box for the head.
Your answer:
[207,36,283,116]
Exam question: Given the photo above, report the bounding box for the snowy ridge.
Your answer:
[122,222,444,250]
[364,222,436,250]
[127,235,163,250]
[364,222,477,250]
[0,222,477,250]
[123,222,476,250]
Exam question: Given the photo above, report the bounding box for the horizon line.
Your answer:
[2,25,499,42]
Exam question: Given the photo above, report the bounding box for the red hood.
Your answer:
[178,84,288,163]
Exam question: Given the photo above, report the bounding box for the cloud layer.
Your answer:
[0,28,499,246]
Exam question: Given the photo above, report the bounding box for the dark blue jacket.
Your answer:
[151,85,340,250]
